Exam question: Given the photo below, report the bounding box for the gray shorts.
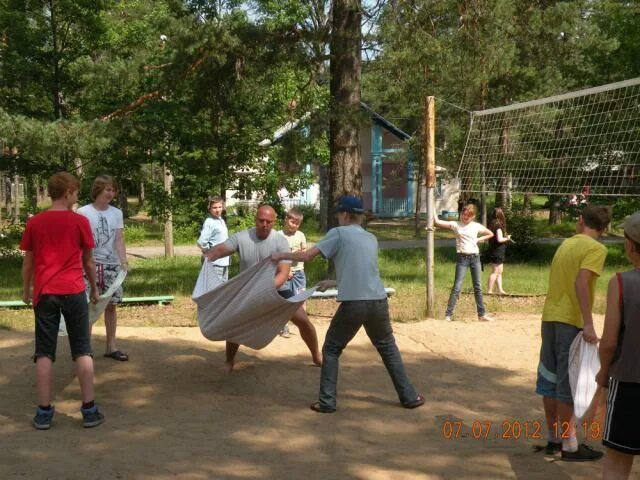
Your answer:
[535,321,580,404]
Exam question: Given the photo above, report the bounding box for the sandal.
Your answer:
[402,394,425,409]
[309,402,336,413]
[104,350,129,361]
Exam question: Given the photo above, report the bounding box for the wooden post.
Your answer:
[163,164,174,258]
[423,96,436,318]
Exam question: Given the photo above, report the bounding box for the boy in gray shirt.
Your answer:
[272,196,424,412]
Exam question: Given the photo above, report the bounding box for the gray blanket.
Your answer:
[192,258,315,350]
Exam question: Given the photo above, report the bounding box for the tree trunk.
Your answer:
[118,184,129,219]
[328,0,362,229]
[49,0,63,120]
[138,181,145,211]
[163,164,174,257]
[319,164,329,232]
[13,174,20,222]
[548,195,562,225]
[26,175,38,214]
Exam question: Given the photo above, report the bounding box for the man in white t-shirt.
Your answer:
[205,204,322,373]
[78,175,128,361]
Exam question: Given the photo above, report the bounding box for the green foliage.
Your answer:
[0,223,24,259]
[225,205,259,232]
[173,222,200,244]
[124,224,148,244]
[506,203,538,260]
[610,198,640,223]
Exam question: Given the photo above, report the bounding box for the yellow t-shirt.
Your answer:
[542,234,607,327]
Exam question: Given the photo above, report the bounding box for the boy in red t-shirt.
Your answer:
[20,172,105,430]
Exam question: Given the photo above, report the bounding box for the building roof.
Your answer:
[259,102,411,147]
[360,102,411,141]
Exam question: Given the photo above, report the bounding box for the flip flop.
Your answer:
[104,350,129,361]
[402,394,425,409]
[309,402,336,413]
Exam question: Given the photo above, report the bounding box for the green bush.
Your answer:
[0,223,24,258]
[124,224,147,244]
[225,204,258,232]
[507,203,539,260]
[611,197,640,222]
[173,222,200,244]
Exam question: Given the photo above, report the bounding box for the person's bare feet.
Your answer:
[223,361,234,374]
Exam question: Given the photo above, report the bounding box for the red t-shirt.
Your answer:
[20,210,95,305]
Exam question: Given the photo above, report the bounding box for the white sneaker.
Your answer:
[478,315,494,322]
[444,316,453,322]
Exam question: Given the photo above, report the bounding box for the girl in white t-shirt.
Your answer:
[433,203,494,322]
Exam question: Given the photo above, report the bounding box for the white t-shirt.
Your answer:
[451,221,485,255]
[77,204,124,265]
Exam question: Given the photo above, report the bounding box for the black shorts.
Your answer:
[34,293,93,363]
[603,378,640,455]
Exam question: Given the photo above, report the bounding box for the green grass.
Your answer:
[1,242,629,326]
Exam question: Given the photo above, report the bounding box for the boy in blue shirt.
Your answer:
[272,196,424,412]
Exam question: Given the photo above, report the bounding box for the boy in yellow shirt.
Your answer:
[536,204,610,461]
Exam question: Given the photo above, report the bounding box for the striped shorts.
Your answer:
[603,378,640,455]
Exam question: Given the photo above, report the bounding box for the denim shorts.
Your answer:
[535,321,579,403]
[290,270,306,294]
[34,292,93,363]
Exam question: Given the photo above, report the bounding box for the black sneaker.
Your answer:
[81,405,105,428]
[32,406,55,430]
[561,443,603,462]
[545,441,562,454]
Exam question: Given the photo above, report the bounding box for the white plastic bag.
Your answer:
[568,332,600,419]
[58,270,127,336]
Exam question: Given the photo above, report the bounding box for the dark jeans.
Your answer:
[34,292,92,362]
[318,299,419,410]
[445,253,486,317]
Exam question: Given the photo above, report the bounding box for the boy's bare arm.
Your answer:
[274,262,291,289]
[272,246,321,263]
[316,279,337,291]
[82,249,99,303]
[575,268,598,343]
[596,275,621,386]
[115,228,127,270]
[21,252,34,304]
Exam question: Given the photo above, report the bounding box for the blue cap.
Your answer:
[335,195,364,214]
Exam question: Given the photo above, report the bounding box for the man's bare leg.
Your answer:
[290,307,322,366]
[224,341,239,374]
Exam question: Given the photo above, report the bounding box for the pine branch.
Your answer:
[101,47,211,122]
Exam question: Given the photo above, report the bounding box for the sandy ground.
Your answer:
[2,313,638,480]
